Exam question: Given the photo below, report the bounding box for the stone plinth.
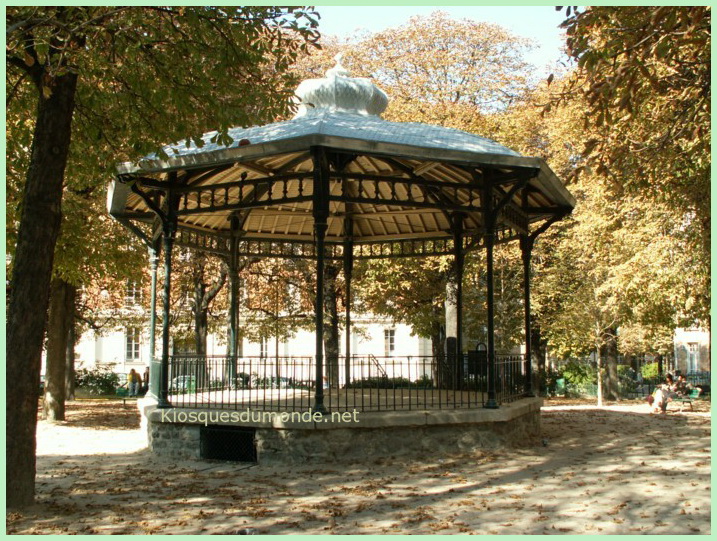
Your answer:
[139,397,542,463]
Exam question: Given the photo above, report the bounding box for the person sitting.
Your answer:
[675,374,694,396]
[651,374,677,414]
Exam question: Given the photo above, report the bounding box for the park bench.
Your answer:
[121,396,139,407]
[115,386,145,406]
[673,388,702,412]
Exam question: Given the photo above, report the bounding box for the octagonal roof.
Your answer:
[109,57,574,251]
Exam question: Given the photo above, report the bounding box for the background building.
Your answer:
[673,327,710,374]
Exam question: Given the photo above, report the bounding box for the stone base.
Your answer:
[139,398,542,463]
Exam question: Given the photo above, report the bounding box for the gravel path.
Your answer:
[6,399,711,534]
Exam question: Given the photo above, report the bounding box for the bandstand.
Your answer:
[107,58,575,461]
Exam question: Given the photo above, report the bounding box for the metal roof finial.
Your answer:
[293,50,388,118]
[326,53,350,78]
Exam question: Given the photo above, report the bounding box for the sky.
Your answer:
[312,5,569,77]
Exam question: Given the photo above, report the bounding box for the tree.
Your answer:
[187,253,227,357]
[242,258,314,379]
[6,6,319,508]
[530,171,699,401]
[43,191,148,420]
[552,6,710,325]
[355,256,449,383]
[494,68,706,399]
[346,11,535,125]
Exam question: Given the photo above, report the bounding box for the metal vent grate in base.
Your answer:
[200,425,257,462]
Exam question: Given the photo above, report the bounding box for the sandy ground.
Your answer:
[6,397,711,535]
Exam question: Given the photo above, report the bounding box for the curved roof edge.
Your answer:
[115,130,575,210]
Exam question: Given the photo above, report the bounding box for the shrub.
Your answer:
[75,366,120,395]
[540,367,562,396]
[617,365,638,395]
[346,376,413,389]
[562,360,597,386]
[641,362,660,381]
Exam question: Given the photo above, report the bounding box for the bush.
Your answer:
[414,374,434,389]
[75,366,120,395]
[346,376,413,389]
[541,367,562,396]
[569,383,598,398]
[641,362,660,381]
[562,360,597,386]
[617,365,638,396]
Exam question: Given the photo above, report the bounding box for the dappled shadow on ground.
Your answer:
[8,400,711,534]
[41,399,141,430]
[543,395,712,413]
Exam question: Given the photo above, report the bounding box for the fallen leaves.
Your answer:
[9,399,712,535]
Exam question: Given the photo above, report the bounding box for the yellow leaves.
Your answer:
[582,138,600,155]
[650,6,671,26]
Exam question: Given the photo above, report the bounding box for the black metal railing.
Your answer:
[166,353,529,412]
[495,354,530,403]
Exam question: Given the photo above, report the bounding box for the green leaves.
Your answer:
[6,5,321,338]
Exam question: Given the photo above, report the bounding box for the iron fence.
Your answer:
[166,353,529,411]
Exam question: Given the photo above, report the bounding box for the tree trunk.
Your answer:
[194,307,208,357]
[43,278,75,420]
[6,71,78,508]
[445,271,459,389]
[657,354,664,379]
[275,332,281,382]
[323,264,340,388]
[65,317,76,401]
[531,325,547,396]
[603,327,619,400]
[195,307,209,389]
[430,322,449,388]
[596,344,603,408]
[191,254,227,389]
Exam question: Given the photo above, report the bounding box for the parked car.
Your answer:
[169,375,196,393]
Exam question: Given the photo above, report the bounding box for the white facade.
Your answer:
[75,316,432,377]
[73,321,711,380]
[673,327,710,374]
[76,326,151,374]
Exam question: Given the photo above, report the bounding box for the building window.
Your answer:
[126,328,141,361]
[688,343,699,373]
[125,280,142,307]
[384,328,395,357]
[260,337,268,359]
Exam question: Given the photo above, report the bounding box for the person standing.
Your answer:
[142,367,150,395]
[128,368,140,397]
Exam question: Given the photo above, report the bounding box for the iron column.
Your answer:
[520,234,534,396]
[148,243,160,400]
[453,214,465,388]
[158,216,176,408]
[227,217,240,388]
[344,237,353,388]
[312,146,329,414]
[484,178,498,409]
